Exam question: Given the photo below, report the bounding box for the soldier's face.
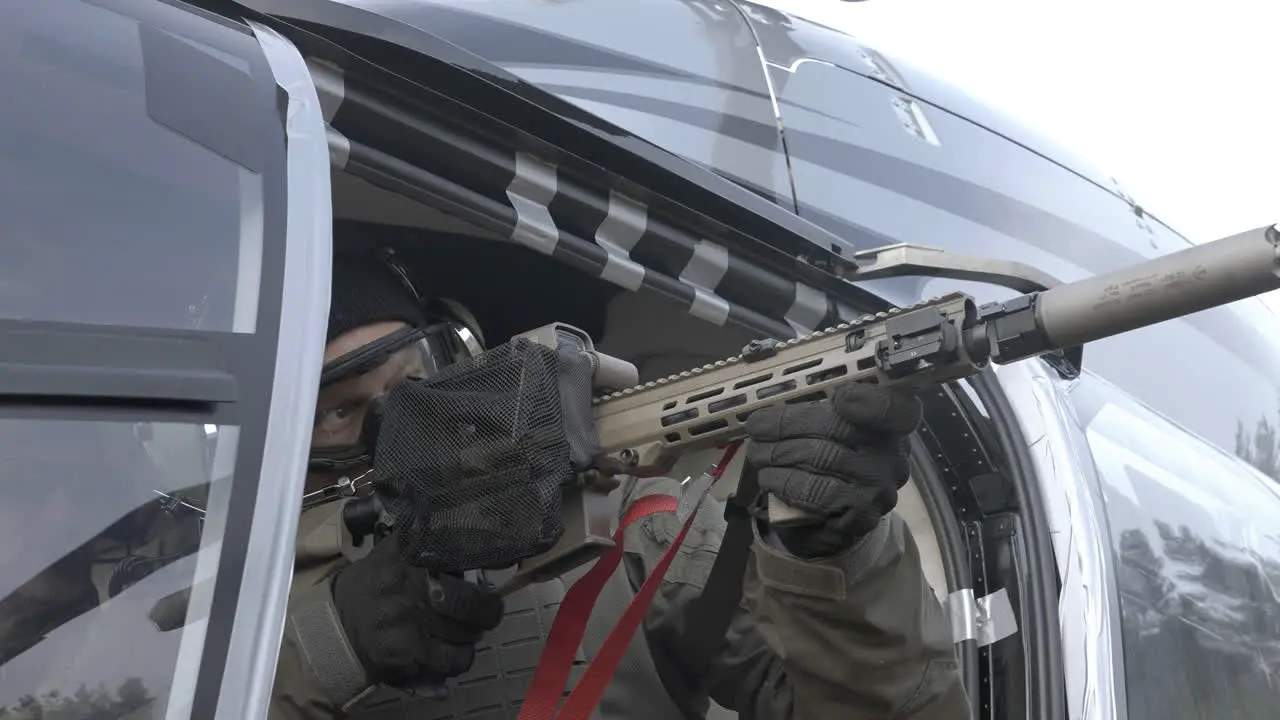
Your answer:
[306,321,430,493]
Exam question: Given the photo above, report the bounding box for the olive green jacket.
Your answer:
[270,477,971,719]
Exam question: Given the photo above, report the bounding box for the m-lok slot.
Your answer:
[660,408,698,427]
[756,379,796,400]
[689,418,730,436]
[686,387,725,404]
[733,372,775,389]
[707,393,748,414]
[782,358,823,376]
[806,365,848,385]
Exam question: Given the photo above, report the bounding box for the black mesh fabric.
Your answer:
[368,332,600,573]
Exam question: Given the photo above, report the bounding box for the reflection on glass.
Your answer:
[1117,522,1280,720]
[1236,406,1280,482]
[0,418,235,718]
[1085,391,1280,720]
[0,0,263,333]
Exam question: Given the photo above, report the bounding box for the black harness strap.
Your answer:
[680,464,763,684]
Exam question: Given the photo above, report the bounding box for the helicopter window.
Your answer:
[1077,381,1280,719]
[0,0,266,333]
[0,0,292,717]
[0,417,236,719]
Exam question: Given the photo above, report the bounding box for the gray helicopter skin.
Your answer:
[6,2,1280,719]
[320,0,1280,469]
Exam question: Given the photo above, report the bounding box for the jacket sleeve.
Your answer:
[270,575,374,720]
[623,477,972,720]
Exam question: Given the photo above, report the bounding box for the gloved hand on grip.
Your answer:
[744,382,922,559]
[331,531,503,687]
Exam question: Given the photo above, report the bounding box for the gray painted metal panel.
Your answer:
[336,0,797,211]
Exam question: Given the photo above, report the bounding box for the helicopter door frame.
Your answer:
[209,20,332,720]
[0,2,328,719]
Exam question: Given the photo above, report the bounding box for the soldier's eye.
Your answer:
[316,401,363,439]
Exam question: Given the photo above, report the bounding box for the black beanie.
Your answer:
[327,250,429,343]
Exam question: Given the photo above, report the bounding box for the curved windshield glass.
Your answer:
[0,0,286,716]
[0,0,263,333]
[1077,379,1280,720]
[0,418,236,717]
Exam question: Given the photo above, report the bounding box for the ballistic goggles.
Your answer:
[303,320,483,509]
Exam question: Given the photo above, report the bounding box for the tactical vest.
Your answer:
[332,481,695,720]
[345,563,687,720]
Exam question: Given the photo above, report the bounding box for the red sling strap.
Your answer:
[517,443,741,720]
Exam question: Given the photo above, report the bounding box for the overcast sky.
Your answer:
[763,0,1277,244]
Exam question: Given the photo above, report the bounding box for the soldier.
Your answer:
[271,246,969,719]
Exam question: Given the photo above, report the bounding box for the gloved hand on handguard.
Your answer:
[744,382,922,558]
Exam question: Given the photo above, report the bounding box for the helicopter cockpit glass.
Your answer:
[0,420,234,716]
[0,0,301,717]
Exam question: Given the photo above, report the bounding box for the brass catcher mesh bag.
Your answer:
[367,332,601,573]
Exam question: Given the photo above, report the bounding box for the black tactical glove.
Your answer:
[331,531,503,687]
[744,383,922,558]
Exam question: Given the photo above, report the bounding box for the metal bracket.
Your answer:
[944,587,1019,647]
[847,242,1085,378]
[850,243,1062,294]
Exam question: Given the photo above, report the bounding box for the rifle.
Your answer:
[502,223,1280,593]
